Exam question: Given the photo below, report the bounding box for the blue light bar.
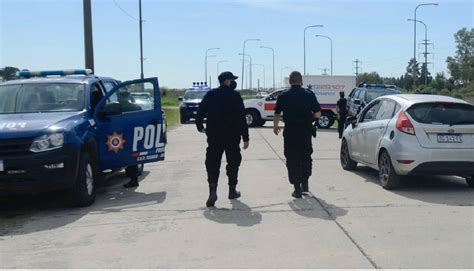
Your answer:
[16,69,93,78]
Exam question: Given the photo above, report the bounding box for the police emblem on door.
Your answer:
[106,132,126,153]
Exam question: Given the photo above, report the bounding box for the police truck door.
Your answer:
[94,78,166,170]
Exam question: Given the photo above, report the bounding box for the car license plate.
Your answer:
[0,160,3,172]
[437,134,463,143]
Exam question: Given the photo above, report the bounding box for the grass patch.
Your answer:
[162,96,181,107]
[164,108,180,128]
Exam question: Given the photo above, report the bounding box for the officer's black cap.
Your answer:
[218,71,238,83]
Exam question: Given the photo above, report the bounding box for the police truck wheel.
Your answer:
[257,120,266,127]
[245,110,261,127]
[180,115,187,124]
[70,153,96,207]
[317,112,334,129]
[378,150,401,190]
[340,139,357,170]
[466,176,474,188]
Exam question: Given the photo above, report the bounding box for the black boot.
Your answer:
[301,179,309,193]
[123,177,139,188]
[292,183,302,198]
[228,185,241,200]
[206,184,218,207]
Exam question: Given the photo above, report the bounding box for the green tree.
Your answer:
[429,72,447,91]
[0,66,20,81]
[356,72,382,84]
[446,27,474,85]
[419,63,432,86]
[405,58,420,87]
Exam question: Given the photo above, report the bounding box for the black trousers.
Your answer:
[205,138,242,186]
[125,165,139,181]
[338,113,347,137]
[283,128,313,185]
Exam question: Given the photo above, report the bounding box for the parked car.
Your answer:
[347,83,401,117]
[256,92,269,99]
[131,92,154,110]
[340,94,474,189]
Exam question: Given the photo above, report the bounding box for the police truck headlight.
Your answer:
[30,133,64,152]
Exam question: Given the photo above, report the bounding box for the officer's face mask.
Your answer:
[230,80,237,90]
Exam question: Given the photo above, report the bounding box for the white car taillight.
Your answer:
[396,111,416,135]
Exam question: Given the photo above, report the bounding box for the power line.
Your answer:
[113,0,139,21]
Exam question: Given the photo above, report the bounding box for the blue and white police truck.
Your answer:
[0,69,167,206]
[179,82,211,124]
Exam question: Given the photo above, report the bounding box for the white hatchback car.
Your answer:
[340,94,474,189]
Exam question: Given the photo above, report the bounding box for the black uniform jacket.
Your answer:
[196,85,250,143]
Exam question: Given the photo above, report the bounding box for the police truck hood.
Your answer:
[183,99,202,104]
[0,112,83,138]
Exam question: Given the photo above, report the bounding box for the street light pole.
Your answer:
[241,39,260,90]
[303,24,324,75]
[205,48,219,83]
[138,0,144,79]
[83,0,94,72]
[239,53,253,89]
[217,60,228,85]
[253,64,265,90]
[260,46,275,90]
[413,3,438,89]
[408,19,429,87]
[280,66,292,88]
[315,35,333,75]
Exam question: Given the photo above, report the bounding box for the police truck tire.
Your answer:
[257,120,266,127]
[378,150,401,190]
[317,112,334,129]
[466,176,474,188]
[180,115,187,124]
[70,153,96,207]
[245,109,261,127]
[340,139,357,170]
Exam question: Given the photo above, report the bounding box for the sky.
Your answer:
[1,0,473,88]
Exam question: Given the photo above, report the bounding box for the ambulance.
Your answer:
[0,70,167,206]
[243,75,356,128]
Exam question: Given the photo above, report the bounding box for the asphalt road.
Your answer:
[1,124,473,268]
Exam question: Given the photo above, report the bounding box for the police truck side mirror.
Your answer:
[178,96,183,101]
[354,99,361,105]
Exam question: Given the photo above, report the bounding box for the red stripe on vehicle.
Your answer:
[264,103,276,111]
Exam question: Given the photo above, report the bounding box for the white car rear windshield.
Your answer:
[407,102,474,125]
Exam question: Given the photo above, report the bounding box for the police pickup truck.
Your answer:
[179,82,211,124]
[0,70,166,206]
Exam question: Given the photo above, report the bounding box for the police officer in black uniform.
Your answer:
[274,71,321,198]
[336,91,348,139]
[196,71,250,207]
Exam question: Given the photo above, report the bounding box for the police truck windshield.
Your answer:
[0,83,86,114]
[184,91,207,100]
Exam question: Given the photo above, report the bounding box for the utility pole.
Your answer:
[353,59,361,77]
[83,0,94,72]
[139,0,144,79]
[413,3,438,89]
[420,40,433,86]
